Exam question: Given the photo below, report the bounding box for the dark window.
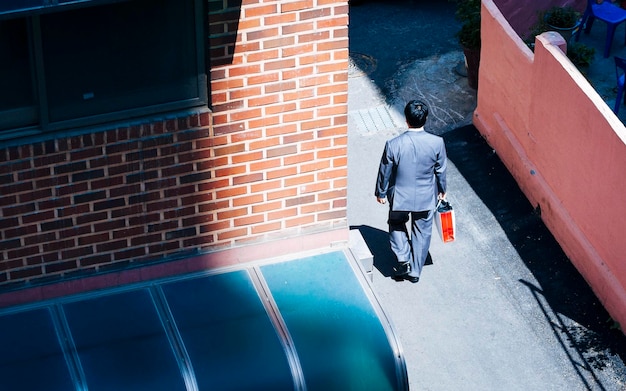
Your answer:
[0,0,207,138]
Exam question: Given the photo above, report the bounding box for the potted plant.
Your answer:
[544,5,582,42]
[566,41,596,73]
[453,0,481,89]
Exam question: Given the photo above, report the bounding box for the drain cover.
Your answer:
[350,105,397,133]
[349,52,377,77]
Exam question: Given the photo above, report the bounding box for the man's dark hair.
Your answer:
[404,100,429,128]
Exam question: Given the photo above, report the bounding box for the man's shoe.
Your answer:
[392,274,419,283]
[405,275,419,283]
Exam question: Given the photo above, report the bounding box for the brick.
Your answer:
[301,202,330,214]
[200,221,230,234]
[3,203,36,217]
[215,165,247,178]
[318,189,347,201]
[215,144,245,156]
[62,246,94,260]
[4,224,38,239]
[42,238,74,252]
[0,217,19,229]
[74,191,106,205]
[165,227,197,240]
[96,239,127,253]
[251,222,282,234]
[285,215,315,228]
[248,72,280,86]
[55,161,87,175]
[230,86,263,100]
[217,208,248,220]
[280,0,313,13]
[78,232,110,246]
[317,168,347,180]
[128,211,160,226]
[95,219,128,233]
[267,188,298,200]
[131,233,163,247]
[283,66,314,80]
[126,170,159,184]
[263,36,297,50]
[8,245,41,259]
[114,247,147,261]
[199,200,229,213]
[180,193,213,207]
[163,184,196,198]
[234,214,264,227]
[233,194,264,207]
[57,183,89,197]
[267,166,297,180]
[268,207,297,220]
[284,173,314,187]
[18,189,53,203]
[0,182,33,196]
[267,145,297,158]
[301,161,331,173]
[10,266,42,280]
[283,132,314,145]
[80,254,112,267]
[248,115,281,129]
[94,198,126,212]
[0,238,21,250]
[264,58,296,72]
[216,185,248,199]
[317,147,347,158]
[17,167,52,181]
[218,228,248,241]
[76,212,109,225]
[318,210,347,221]
[300,53,332,66]
[299,180,330,193]
[233,173,264,185]
[285,195,315,207]
[45,260,78,274]
[284,152,314,166]
[246,49,280,63]
[252,200,283,213]
[265,81,297,94]
[251,179,281,193]
[147,199,179,213]
[265,12,297,25]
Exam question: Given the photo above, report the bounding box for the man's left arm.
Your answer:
[435,139,447,198]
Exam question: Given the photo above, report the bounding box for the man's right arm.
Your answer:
[375,142,393,202]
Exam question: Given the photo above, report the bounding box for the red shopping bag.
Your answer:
[435,200,456,243]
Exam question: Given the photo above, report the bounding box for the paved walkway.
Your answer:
[347,1,626,390]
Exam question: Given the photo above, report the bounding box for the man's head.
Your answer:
[404,100,429,128]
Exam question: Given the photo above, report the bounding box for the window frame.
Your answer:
[0,0,208,140]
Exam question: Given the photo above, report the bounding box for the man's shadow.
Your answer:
[351,225,432,278]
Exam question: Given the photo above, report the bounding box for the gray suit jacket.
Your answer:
[375,130,447,212]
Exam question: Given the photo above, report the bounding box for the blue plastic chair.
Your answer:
[577,0,626,58]
[614,56,626,114]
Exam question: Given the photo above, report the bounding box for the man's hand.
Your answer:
[377,197,386,204]
[437,192,446,201]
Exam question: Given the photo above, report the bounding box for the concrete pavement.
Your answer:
[347,1,626,390]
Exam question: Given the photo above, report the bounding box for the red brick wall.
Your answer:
[207,0,349,240]
[0,0,349,292]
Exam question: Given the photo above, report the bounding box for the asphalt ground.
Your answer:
[347,1,626,390]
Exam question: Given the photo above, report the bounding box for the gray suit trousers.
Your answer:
[389,209,433,278]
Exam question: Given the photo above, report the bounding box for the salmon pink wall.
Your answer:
[475,0,626,331]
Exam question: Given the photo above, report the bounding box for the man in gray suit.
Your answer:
[375,100,447,283]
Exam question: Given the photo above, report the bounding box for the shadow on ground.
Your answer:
[444,124,626,373]
[349,223,433,278]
